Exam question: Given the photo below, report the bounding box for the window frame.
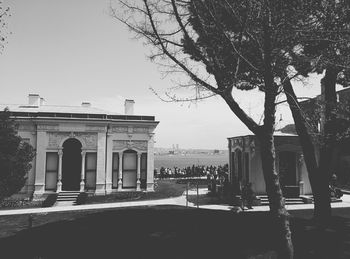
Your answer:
[85,152,97,190]
[45,152,58,191]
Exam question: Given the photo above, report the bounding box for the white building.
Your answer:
[2,94,159,198]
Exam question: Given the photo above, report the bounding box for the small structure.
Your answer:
[227,132,310,197]
[0,94,159,198]
[227,86,350,198]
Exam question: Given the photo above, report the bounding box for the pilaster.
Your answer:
[105,132,113,194]
[80,151,86,192]
[95,131,107,195]
[56,149,63,193]
[136,152,141,191]
[146,133,155,191]
[118,151,123,190]
[33,130,47,197]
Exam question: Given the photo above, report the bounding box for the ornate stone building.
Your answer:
[2,94,159,197]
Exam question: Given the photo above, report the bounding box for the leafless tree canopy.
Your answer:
[0,1,10,53]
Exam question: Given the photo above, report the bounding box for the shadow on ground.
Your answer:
[1,205,350,259]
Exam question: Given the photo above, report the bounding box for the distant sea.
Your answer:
[154,153,228,169]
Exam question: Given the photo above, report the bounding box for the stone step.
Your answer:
[57,197,77,201]
[55,201,76,206]
[58,191,80,195]
[55,191,81,206]
[57,195,79,200]
[260,201,305,205]
[257,196,305,205]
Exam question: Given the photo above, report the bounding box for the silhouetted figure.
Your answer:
[242,183,254,209]
[329,174,343,199]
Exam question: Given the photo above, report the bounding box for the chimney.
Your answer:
[124,99,135,115]
[81,102,91,108]
[40,98,46,106]
[28,94,41,106]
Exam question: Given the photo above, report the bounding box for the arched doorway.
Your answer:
[236,150,243,181]
[279,151,297,187]
[279,151,298,197]
[62,138,82,191]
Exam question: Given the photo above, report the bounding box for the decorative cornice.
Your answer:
[134,127,149,133]
[18,124,36,132]
[111,126,128,133]
[113,140,148,151]
[47,132,97,149]
[86,125,107,132]
[37,124,59,132]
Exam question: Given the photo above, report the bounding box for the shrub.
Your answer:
[76,192,88,205]
[0,108,35,201]
[42,193,58,207]
[0,197,42,209]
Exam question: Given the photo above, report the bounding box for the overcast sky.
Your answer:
[0,0,325,149]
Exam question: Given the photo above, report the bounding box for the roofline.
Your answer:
[13,117,160,126]
[7,111,157,122]
[299,86,350,104]
[227,133,298,139]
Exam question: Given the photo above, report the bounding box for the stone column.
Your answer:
[147,133,155,191]
[118,151,123,190]
[56,149,63,193]
[105,132,113,194]
[33,130,47,197]
[95,131,107,195]
[80,151,86,192]
[136,152,141,191]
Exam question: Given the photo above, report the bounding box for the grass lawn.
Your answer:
[187,192,228,206]
[0,179,201,210]
[1,206,350,258]
[85,179,206,204]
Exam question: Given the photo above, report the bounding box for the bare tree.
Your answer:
[111,1,329,257]
[280,0,350,226]
[0,1,9,53]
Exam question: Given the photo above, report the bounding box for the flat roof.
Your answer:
[0,104,156,122]
[228,131,297,139]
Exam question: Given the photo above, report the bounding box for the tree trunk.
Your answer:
[258,131,294,259]
[260,68,293,257]
[282,79,331,224]
[315,67,338,225]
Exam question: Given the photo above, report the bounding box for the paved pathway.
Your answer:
[0,195,191,216]
[190,189,350,212]
[1,189,350,216]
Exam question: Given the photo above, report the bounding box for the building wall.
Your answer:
[15,119,157,197]
[228,135,312,196]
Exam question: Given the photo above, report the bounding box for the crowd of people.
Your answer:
[154,164,229,179]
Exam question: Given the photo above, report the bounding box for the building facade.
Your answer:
[227,133,311,197]
[228,87,350,197]
[2,94,159,198]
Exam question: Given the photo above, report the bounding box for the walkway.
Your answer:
[0,195,190,216]
[1,189,350,216]
[190,189,350,212]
